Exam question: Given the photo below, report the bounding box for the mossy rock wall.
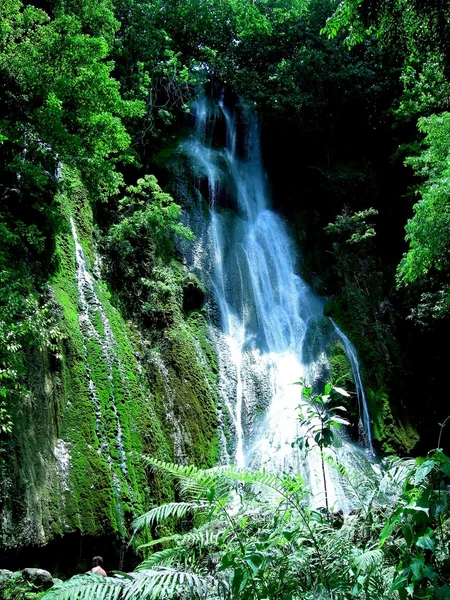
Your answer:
[0,171,219,552]
[324,289,419,454]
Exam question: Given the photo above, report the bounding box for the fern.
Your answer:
[143,457,233,503]
[121,568,205,600]
[137,548,182,569]
[44,569,206,600]
[43,456,415,600]
[141,458,202,481]
[137,527,223,570]
[175,527,223,548]
[143,458,295,500]
[352,548,384,572]
[133,502,208,532]
[42,574,124,600]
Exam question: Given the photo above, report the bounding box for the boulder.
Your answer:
[21,568,54,590]
[0,570,13,581]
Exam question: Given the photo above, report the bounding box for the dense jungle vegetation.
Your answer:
[1,0,450,597]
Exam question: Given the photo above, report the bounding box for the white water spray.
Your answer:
[179,95,374,508]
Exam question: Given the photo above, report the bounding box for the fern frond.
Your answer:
[138,533,183,549]
[142,457,201,480]
[133,501,207,532]
[381,456,415,491]
[137,548,183,569]
[140,525,224,557]
[145,460,289,496]
[122,568,205,600]
[143,457,231,502]
[207,466,293,496]
[176,475,232,502]
[43,568,206,600]
[177,527,223,548]
[352,548,384,572]
[42,574,124,600]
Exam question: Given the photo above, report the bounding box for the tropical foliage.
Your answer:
[397,113,450,320]
[103,175,193,325]
[295,379,350,510]
[42,445,450,599]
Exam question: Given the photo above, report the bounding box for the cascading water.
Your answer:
[332,322,374,457]
[70,218,131,536]
[178,94,374,508]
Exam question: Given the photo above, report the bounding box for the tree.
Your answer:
[396,112,450,320]
[103,175,193,326]
[0,0,144,201]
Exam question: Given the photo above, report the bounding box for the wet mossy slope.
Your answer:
[0,171,219,554]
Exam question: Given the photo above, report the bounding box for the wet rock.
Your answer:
[182,275,205,311]
[22,568,54,590]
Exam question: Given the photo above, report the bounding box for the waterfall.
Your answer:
[178,94,374,508]
[332,322,374,457]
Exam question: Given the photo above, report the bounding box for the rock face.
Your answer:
[0,174,220,558]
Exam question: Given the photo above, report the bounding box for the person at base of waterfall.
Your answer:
[91,556,107,577]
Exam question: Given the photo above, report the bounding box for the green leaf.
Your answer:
[378,508,402,547]
[302,386,313,400]
[438,454,450,477]
[416,534,435,551]
[402,525,413,547]
[219,553,236,571]
[282,528,298,541]
[410,555,425,579]
[230,567,249,596]
[332,386,351,397]
[436,585,450,599]
[408,494,430,515]
[244,552,265,574]
[414,460,435,484]
[390,573,409,593]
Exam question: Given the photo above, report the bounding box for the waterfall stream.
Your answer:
[70,218,130,536]
[178,95,374,508]
[332,322,374,457]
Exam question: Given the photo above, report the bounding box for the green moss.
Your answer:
[368,388,419,454]
[324,286,420,454]
[3,166,223,551]
[328,343,354,387]
[152,129,190,169]
[4,168,179,547]
[157,314,220,467]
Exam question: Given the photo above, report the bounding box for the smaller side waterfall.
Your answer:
[70,218,132,537]
[333,322,374,457]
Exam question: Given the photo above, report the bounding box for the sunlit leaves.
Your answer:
[0,0,143,200]
[396,112,450,318]
[103,175,193,324]
[325,208,378,245]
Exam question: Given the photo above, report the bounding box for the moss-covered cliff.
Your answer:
[0,169,219,557]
